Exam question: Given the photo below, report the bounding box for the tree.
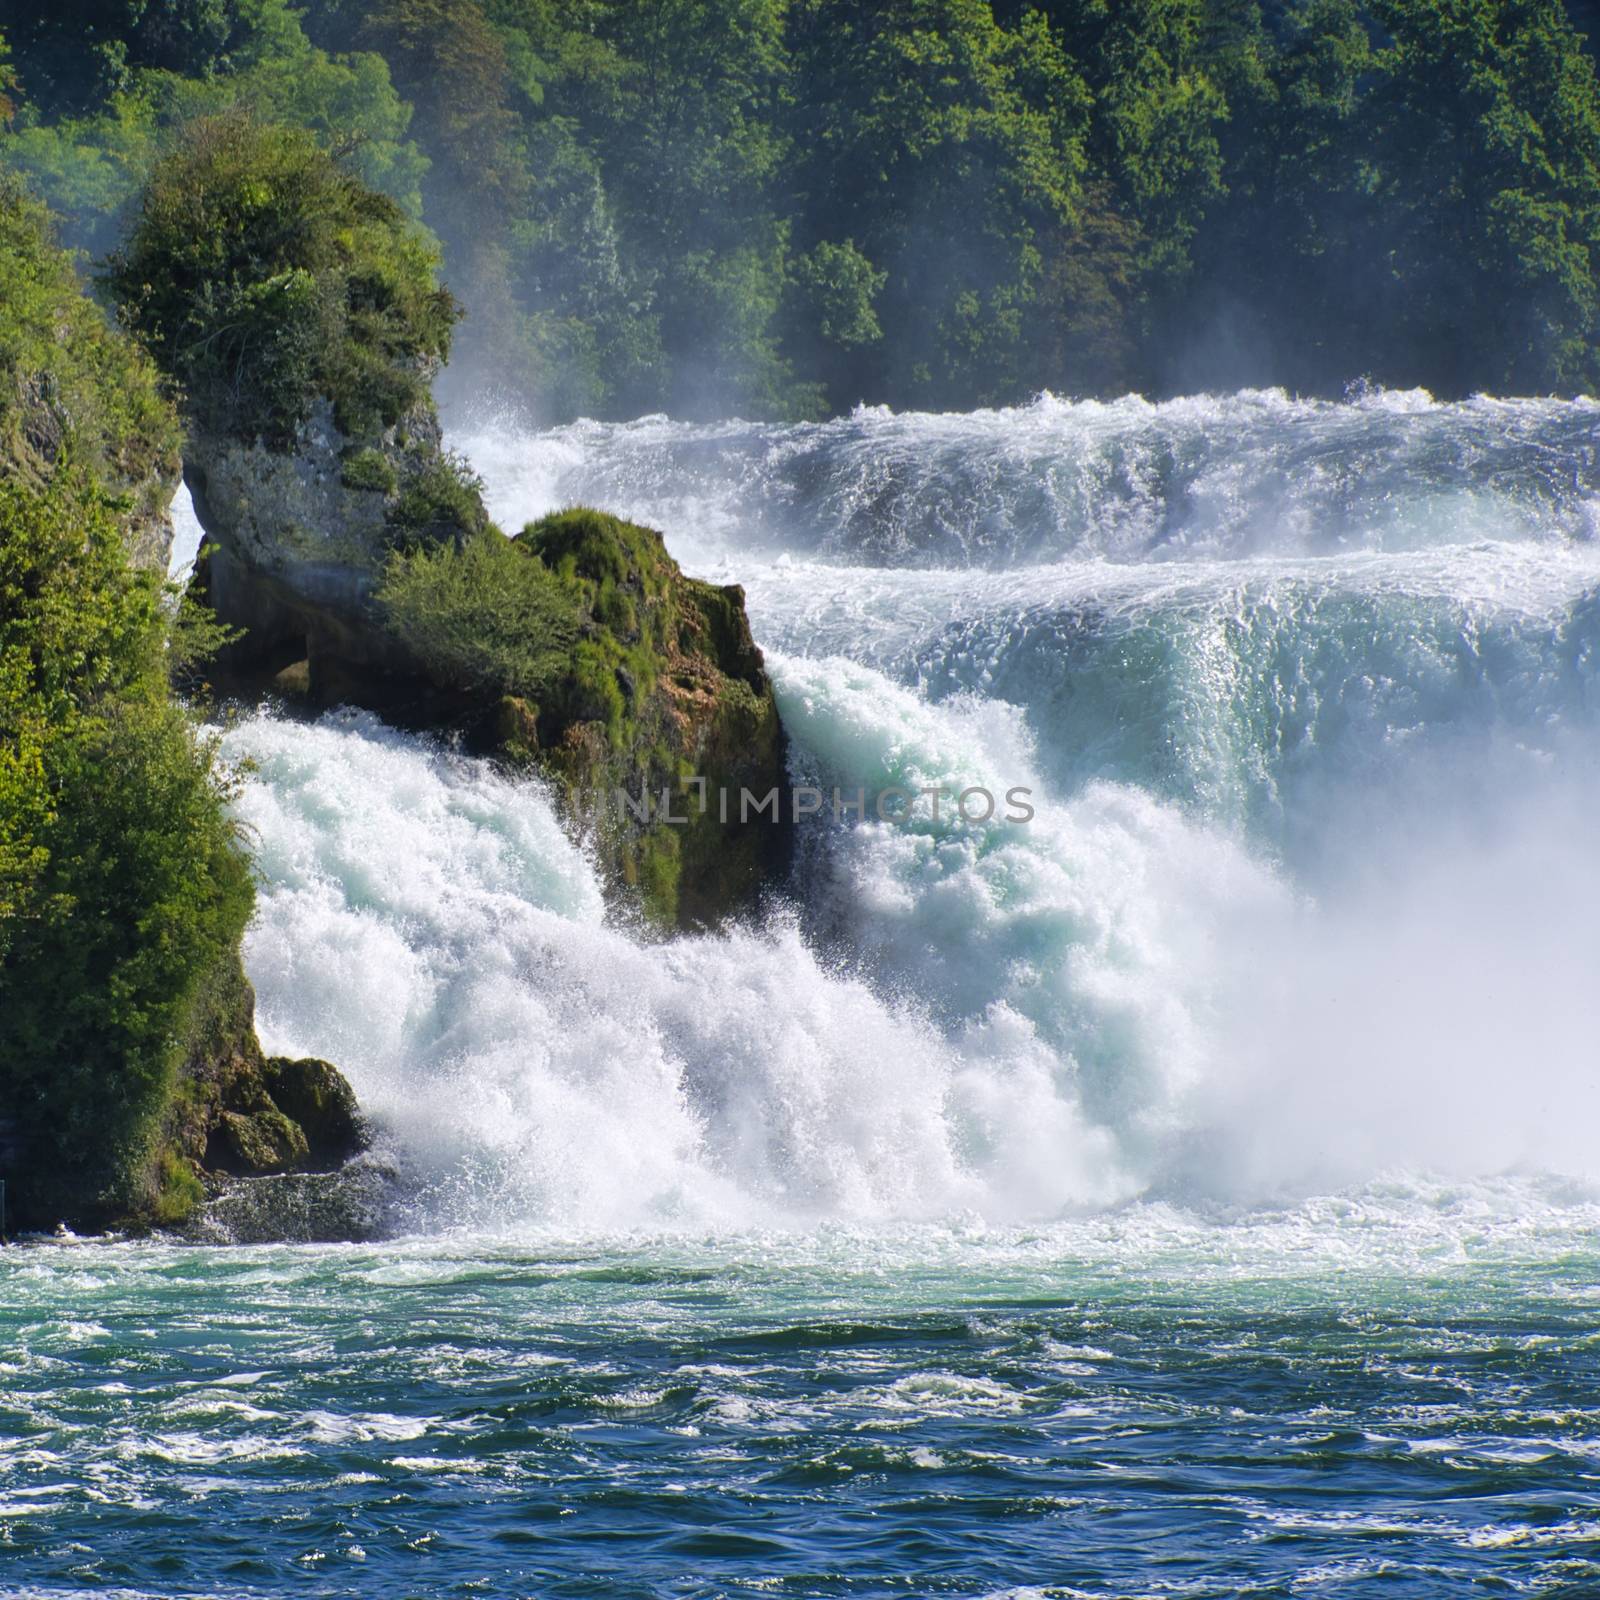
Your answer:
[1368,0,1600,392]
[533,0,797,416]
[787,0,1090,407]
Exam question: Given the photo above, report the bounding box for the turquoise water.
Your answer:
[5,1190,1600,1598]
[11,390,1600,1595]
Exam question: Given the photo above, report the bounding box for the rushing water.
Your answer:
[7,389,1600,1597]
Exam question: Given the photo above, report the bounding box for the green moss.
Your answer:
[261,1057,366,1169]
[635,827,682,924]
[340,446,398,494]
[151,1149,205,1228]
[522,507,674,606]
[210,1106,309,1175]
[567,639,629,740]
[107,115,458,447]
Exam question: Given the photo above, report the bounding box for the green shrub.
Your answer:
[106,114,458,445]
[341,446,399,494]
[387,451,490,548]
[376,528,583,699]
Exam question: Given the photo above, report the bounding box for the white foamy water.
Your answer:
[217,391,1600,1233]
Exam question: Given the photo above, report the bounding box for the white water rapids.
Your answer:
[180,389,1600,1233]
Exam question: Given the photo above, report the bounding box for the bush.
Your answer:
[376,528,583,699]
[106,114,458,445]
[340,446,399,494]
[387,451,490,548]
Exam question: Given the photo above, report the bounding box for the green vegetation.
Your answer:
[376,506,676,727]
[377,523,583,695]
[106,115,457,444]
[340,445,400,494]
[0,172,179,524]
[0,467,256,1226]
[0,176,258,1229]
[11,1,1600,407]
[387,451,491,545]
[1,1,427,263]
[521,507,679,736]
[377,506,785,927]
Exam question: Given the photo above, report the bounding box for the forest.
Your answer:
[5,0,1600,420]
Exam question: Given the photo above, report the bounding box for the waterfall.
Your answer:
[218,389,1600,1232]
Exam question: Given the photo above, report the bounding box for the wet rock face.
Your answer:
[190,1156,403,1245]
[184,394,447,693]
[175,953,370,1189]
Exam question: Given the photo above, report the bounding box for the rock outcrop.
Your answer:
[111,123,791,930]
[184,394,455,704]
[189,409,791,927]
[159,950,370,1216]
[499,510,789,927]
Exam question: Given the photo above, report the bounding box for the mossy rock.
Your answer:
[263,1057,369,1170]
[207,1107,311,1176]
[377,505,790,929]
[151,1150,207,1228]
[151,948,370,1216]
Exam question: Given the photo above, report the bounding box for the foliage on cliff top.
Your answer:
[0,466,255,1226]
[106,114,458,445]
[0,172,179,505]
[376,505,739,741]
[377,506,689,723]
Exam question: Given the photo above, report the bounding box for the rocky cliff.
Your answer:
[186,400,791,929]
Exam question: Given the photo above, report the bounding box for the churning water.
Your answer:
[6,389,1600,1596]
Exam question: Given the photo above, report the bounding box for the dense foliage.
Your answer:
[5,1,1600,410]
[0,183,253,1226]
[107,116,457,442]
[377,522,584,696]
